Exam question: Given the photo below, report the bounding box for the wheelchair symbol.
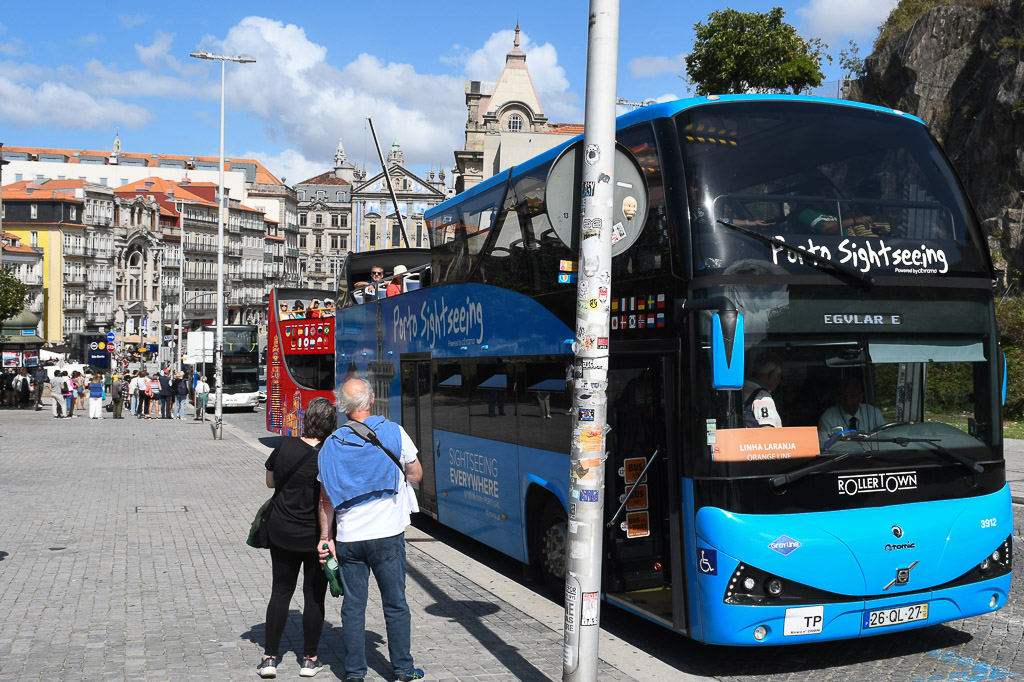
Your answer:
[698,549,717,575]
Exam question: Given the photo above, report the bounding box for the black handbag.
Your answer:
[246,441,319,549]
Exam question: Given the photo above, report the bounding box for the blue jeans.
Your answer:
[173,395,187,419]
[336,532,413,679]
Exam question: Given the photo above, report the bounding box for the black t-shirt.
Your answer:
[265,437,322,552]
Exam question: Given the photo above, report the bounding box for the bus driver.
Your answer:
[742,352,784,428]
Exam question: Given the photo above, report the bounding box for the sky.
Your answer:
[0,0,897,186]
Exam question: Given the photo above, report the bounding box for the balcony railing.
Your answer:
[285,248,299,257]
[184,300,216,312]
[22,274,43,286]
[228,223,241,233]
[64,245,86,256]
[63,272,86,284]
[184,272,218,282]
[26,300,44,313]
[63,300,86,311]
[88,279,113,290]
[184,243,217,254]
[227,245,243,256]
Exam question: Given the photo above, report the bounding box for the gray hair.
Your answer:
[335,378,373,414]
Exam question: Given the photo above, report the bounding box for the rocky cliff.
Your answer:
[849,0,1024,285]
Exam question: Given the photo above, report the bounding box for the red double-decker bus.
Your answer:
[266,287,337,435]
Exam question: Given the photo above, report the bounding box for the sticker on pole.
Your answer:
[622,511,650,538]
[581,592,599,626]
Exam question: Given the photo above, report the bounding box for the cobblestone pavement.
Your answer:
[0,406,654,682]
[229,407,1024,682]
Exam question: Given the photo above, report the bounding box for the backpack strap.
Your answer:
[341,420,406,479]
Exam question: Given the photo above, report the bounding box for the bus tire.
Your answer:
[533,496,568,600]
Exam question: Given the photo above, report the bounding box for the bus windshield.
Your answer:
[680,101,990,279]
[695,285,999,481]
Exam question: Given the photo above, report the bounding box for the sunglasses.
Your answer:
[371,271,384,276]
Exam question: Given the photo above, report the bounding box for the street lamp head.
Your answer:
[233,54,256,64]
[189,50,214,60]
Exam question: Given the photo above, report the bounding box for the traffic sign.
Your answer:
[107,332,116,343]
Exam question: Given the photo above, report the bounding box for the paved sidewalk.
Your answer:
[1001,438,1024,504]
[0,405,701,681]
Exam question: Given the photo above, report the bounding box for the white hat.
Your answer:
[392,264,408,276]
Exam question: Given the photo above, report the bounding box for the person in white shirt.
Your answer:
[818,379,885,444]
[318,378,424,682]
[193,375,210,421]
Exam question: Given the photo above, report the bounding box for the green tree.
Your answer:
[840,40,866,79]
[0,267,29,322]
[685,7,831,96]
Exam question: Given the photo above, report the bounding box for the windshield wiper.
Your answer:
[770,432,983,491]
[840,433,984,475]
[716,219,875,289]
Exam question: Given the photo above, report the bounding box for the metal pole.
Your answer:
[214,57,225,440]
[366,116,410,248]
[563,2,618,680]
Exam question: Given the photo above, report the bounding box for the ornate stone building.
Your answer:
[451,23,583,194]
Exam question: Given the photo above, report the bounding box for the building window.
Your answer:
[14,173,22,182]
[299,213,307,226]
[70,206,77,220]
[336,191,344,201]
[331,214,339,227]
[369,221,377,247]
[340,235,348,250]
[507,113,524,132]
[30,204,38,219]
[316,191,325,200]
[297,190,305,200]
[299,235,307,249]
[340,214,348,228]
[415,221,423,246]
[30,231,38,247]
[315,235,322,250]
[391,221,401,246]
[99,178,107,186]
[331,235,339,250]
[315,213,323,226]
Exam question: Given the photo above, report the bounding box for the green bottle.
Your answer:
[323,543,344,598]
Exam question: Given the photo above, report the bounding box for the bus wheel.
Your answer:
[536,497,567,598]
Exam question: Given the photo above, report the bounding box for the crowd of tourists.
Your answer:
[0,365,210,420]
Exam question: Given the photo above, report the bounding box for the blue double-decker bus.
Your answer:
[333,95,1012,645]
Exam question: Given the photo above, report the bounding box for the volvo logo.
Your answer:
[891,525,904,538]
[884,560,920,590]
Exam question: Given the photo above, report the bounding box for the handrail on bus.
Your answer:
[606,447,661,530]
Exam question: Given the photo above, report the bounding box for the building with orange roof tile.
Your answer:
[452,23,584,193]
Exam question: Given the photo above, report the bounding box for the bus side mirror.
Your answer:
[1002,349,1007,406]
[679,297,745,391]
[711,310,744,390]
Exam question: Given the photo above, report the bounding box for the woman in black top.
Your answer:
[259,398,337,679]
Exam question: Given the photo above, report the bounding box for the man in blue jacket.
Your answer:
[318,378,424,682]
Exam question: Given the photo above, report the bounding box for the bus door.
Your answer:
[401,356,437,518]
[603,352,685,631]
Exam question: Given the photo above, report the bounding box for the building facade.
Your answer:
[451,23,582,194]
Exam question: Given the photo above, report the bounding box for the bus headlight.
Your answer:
[766,578,784,597]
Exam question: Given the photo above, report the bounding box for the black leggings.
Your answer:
[264,544,327,657]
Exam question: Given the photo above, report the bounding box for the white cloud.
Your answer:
[629,54,687,79]
[79,59,206,99]
[204,17,465,173]
[78,33,104,47]
[0,75,150,129]
[242,148,324,186]
[796,0,898,43]
[450,28,580,122]
[119,14,147,30]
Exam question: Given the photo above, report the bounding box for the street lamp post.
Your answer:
[190,49,255,440]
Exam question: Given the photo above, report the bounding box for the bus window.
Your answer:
[470,359,516,442]
[434,362,468,435]
[518,360,571,453]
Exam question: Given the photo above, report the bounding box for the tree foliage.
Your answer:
[0,267,29,323]
[685,7,831,96]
